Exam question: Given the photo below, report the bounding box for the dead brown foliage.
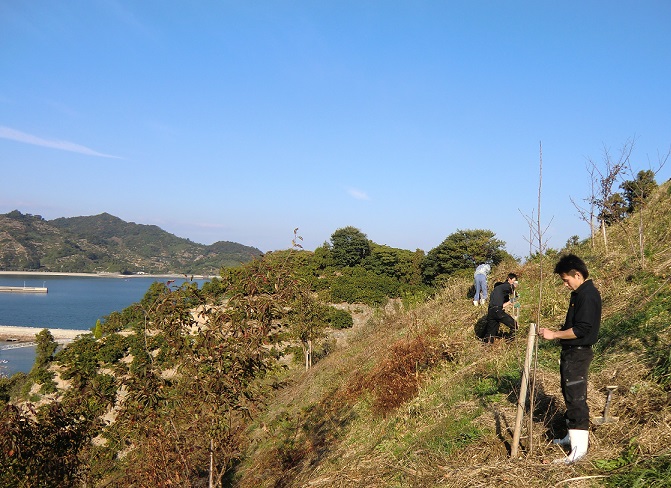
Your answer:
[352,326,454,417]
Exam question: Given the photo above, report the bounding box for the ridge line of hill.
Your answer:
[0,210,263,275]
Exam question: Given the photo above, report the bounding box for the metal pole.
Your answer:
[511,322,537,458]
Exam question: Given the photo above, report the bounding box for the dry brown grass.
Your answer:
[234,185,671,487]
[241,277,669,487]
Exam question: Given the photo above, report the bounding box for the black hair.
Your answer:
[507,273,518,281]
[553,254,589,279]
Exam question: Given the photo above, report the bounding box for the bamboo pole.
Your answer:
[511,322,537,458]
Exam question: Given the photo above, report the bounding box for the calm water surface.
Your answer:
[0,274,208,375]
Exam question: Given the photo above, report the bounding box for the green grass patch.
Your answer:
[471,371,519,403]
[373,412,484,460]
[596,443,671,487]
[419,415,484,457]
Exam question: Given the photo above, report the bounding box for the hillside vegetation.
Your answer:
[0,211,262,274]
[1,181,670,487]
[231,182,671,487]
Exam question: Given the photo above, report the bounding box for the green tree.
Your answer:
[57,335,100,390]
[24,329,60,395]
[599,192,628,226]
[93,319,103,339]
[620,169,659,266]
[287,293,329,370]
[363,244,423,285]
[620,169,657,213]
[312,242,335,271]
[34,329,58,370]
[422,229,506,285]
[330,227,371,267]
[103,252,327,486]
[565,235,581,249]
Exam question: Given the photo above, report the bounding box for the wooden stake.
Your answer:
[511,322,537,458]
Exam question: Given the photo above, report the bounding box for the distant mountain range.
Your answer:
[0,210,263,275]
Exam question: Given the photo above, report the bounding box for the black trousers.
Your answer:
[560,347,593,430]
[483,306,517,341]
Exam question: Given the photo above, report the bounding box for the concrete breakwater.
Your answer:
[0,325,83,343]
[0,285,48,293]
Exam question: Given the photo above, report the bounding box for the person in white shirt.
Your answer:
[473,263,491,306]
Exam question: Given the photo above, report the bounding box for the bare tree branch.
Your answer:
[589,138,635,251]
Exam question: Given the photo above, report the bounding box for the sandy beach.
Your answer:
[0,325,85,342]
[0,271,107,277]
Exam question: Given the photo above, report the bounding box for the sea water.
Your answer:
[0,274,208,376]
[0,344,37,376]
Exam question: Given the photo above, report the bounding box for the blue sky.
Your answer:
[2,1,670,258]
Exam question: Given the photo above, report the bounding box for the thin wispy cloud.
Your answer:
[0,126,121,159]
[347,187,371,201]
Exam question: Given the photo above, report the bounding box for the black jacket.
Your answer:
[488,281,513,308]
[560,279,601,347]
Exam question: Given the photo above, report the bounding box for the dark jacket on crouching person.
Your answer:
[480,275,517,343]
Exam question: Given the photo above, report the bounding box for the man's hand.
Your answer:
[538,327,578,340]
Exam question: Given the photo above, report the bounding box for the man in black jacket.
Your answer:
[481,273,518,343]
[539,254,601,464]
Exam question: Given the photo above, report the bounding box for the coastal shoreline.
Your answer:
[0,270,214,279]
[0,325,84,342]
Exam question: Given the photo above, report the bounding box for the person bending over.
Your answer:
[481,273,518,343]
[473,263,491,306]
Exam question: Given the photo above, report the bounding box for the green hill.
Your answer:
[229,183,671,486]
[1,182,671,486]
[0,210,262,274]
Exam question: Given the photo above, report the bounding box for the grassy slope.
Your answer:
[232,182,671,487]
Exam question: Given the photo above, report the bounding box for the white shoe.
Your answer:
[473,300,478,306]
[553,429,588,464]
[479,298,486,306]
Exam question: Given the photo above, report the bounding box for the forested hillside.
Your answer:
[1,178,670,487]
[0,210,262,274]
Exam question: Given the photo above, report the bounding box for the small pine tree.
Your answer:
[93,319,103,339]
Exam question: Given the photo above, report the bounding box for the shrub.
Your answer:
[33,369,57,395]
[0,402,93,487]
[0,373,28,404]
[95,333,129,364]
[327,308,353,330]
[329,267,401,305]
